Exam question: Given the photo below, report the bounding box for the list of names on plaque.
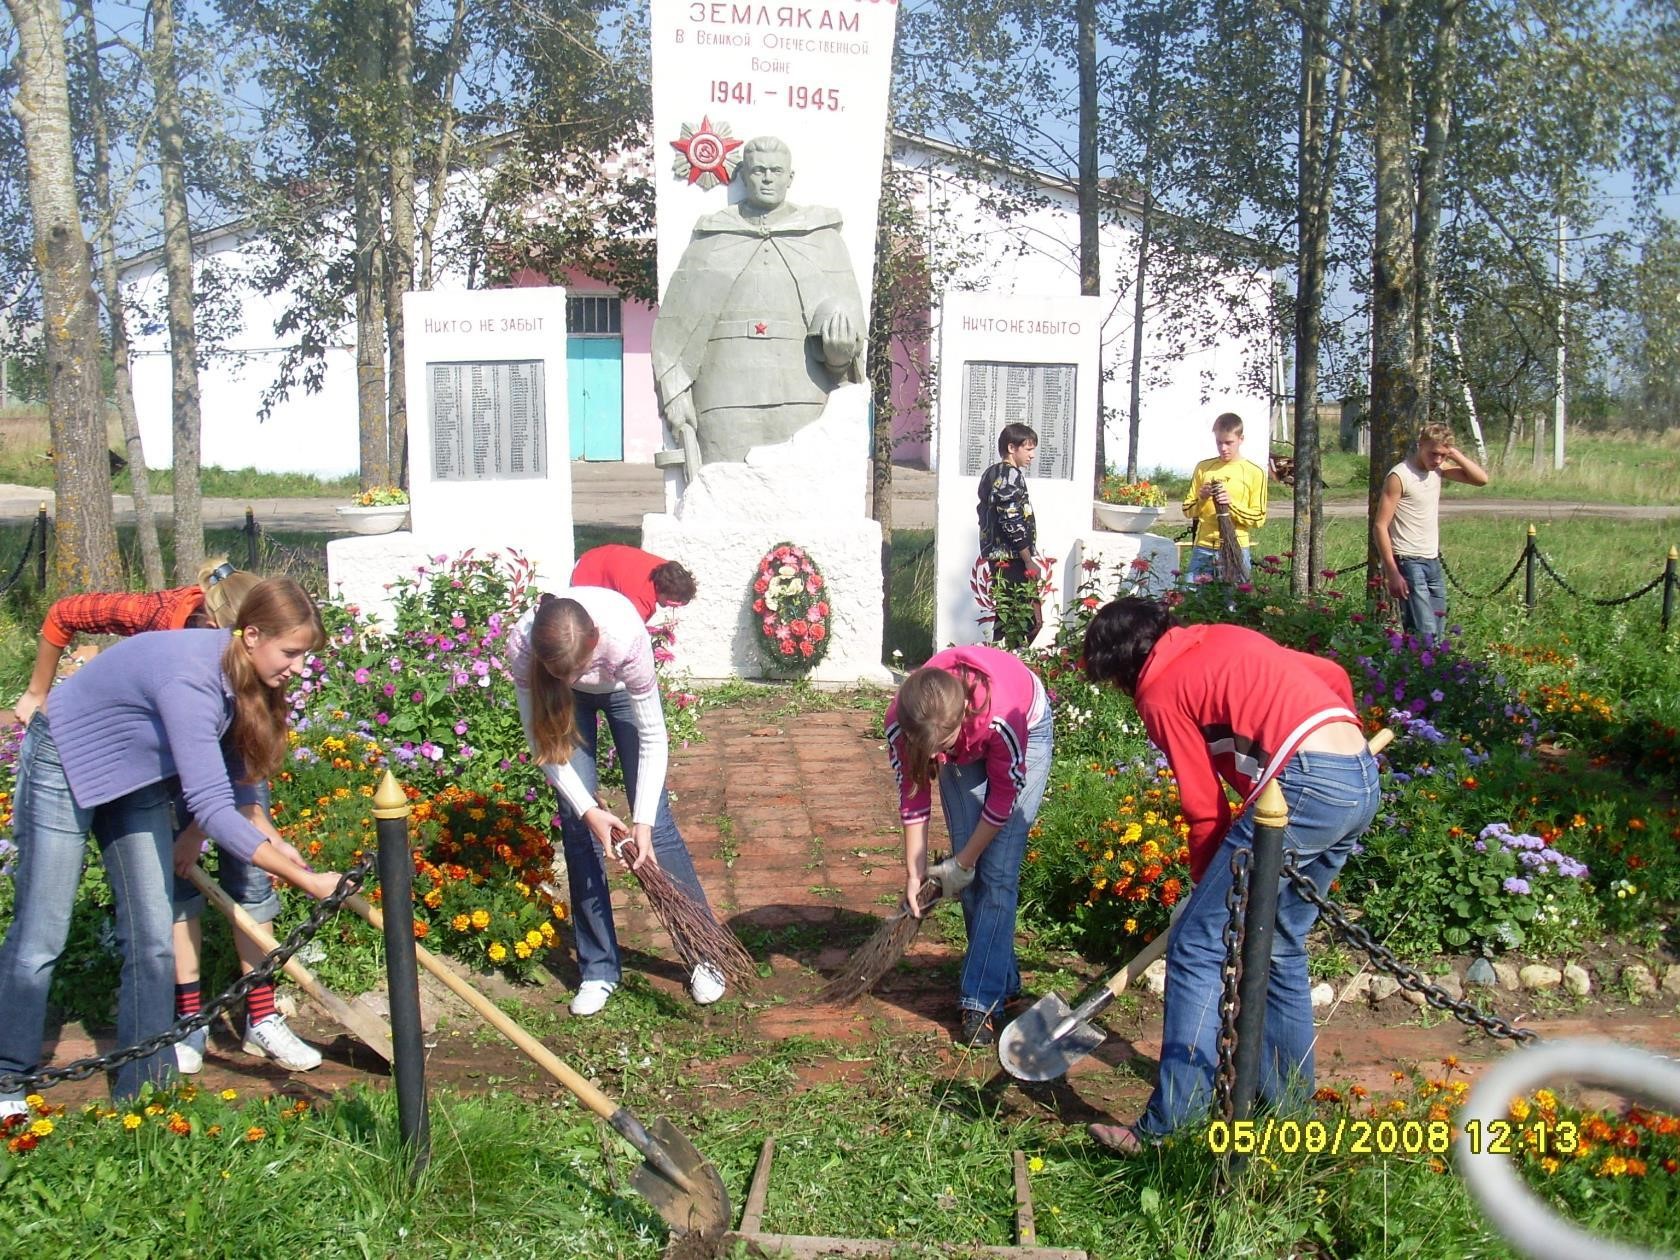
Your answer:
[429,360,547,482]
[958,361,1077,480]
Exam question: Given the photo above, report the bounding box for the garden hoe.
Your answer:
[341,892,730,1238]
[998,727,1393,1083]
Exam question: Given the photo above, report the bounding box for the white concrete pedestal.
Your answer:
[1070,531,1179,601]
[642,386,889,684]
[326,532,434,628]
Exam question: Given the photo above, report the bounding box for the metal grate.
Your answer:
[566,295,622,337]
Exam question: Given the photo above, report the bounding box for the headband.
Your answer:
[204,562,236,589]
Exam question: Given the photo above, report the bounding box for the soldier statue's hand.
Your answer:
[663,391,698,436]
[819,309,860,367]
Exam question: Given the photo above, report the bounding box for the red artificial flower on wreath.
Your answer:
[752,541,832,674]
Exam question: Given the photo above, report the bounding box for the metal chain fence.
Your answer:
[1533,549,1666,608]
[0,517,40,598]
[1440,550,1528,602]
[0,854,375,1096]
[1213,848,1250,1122]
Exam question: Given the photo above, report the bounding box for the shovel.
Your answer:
[341,892,730,1236]
[997,903,1183,1082]
[184,865,395,1062]
[998,728,1393,1083]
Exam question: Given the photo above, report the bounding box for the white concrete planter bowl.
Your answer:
[335,504,411,535]
[1092,502,1164,533]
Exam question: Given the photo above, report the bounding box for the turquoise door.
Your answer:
[567,336,624,460]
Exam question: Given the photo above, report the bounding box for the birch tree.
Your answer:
[4,0,121,590]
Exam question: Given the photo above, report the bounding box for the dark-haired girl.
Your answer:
[1080,597,1380,1152]
[884,644,1053,1047]
[0,579,342,1113]
[507,587,723,1016]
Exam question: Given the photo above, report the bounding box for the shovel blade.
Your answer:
[630,1115,732,1236]
[996,991,1108,1082]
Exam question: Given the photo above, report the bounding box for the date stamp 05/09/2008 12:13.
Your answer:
[1203,1117,1580,1158]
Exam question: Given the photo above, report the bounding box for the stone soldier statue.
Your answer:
[652,136,867,471]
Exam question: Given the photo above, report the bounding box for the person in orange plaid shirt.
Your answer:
[9,560,325,1074]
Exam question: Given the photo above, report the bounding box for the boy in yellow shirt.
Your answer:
[1181,412,1268,582]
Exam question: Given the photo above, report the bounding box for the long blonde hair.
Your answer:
[528,594,598,764]
[197,557,261,628]
[220,578,324,781]
[895,665,986,793]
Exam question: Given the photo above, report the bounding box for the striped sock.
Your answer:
[245,982,276,1027]
[175,981,202,1020]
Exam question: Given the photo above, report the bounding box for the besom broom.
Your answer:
[811,872,948,1004]
[610,831,756,989]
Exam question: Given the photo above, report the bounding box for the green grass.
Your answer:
[4,1022,1675,1258]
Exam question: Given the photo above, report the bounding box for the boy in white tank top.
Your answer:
[1371,422,1490,645]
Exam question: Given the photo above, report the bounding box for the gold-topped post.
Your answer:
[372,769,429,1176]
[1663,546,1678,634]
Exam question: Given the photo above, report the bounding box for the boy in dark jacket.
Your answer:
[977,423,1041,646]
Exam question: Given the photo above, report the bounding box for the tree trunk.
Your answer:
[869,136,896,648]
[419,0,468,291]
[76,0,164,588]
[354,19,389,489]
[1291,1,1328,598]
[1077,0,1103,490]
[384,0,416,488]
[1410,0,1462,423]
[1366,0,1419,572]
[151,0,206,581]
[6,0,122,591]
[1125,203,1151,483]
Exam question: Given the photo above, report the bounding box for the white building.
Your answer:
[119,133,1276,480]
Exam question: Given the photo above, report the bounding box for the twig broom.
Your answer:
[611,834,756,988]
[1214,495,1248,584]
[812,875,944,1004]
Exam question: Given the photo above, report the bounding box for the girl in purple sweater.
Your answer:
[884,645,1054,1047]
[0,579,341,1113]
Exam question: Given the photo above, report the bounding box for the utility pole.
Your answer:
[1553,212,1566,472]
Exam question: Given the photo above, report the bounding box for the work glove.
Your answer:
[929,854,976,899]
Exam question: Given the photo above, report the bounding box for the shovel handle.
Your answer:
[185,865,395,1062]
[339,891,698,1191]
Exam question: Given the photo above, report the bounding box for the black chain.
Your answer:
[0,521,37,597]
[1440,551,1527,602]
[0,855,376,1095]
[1280,856,1540,1046]
[1534,550,1666,608]
[1213,848,1250,1122]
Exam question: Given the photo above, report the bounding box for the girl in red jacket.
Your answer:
[885,644,1053,1047]
[1081,598,1380,1152]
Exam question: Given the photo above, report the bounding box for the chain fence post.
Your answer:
[373,770,430,1178]
[36,502,48,588]
[1664,546,1677,634]
[1523,525,1537,611]
[244,507,259,571]
[1226,780,1288,1175]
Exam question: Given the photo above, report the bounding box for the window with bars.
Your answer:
[566,295,622,337]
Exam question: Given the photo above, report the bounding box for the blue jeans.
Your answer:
[1138,749,1380,1138]
[1397,555,1446,646]
[0,715,178,1102]
[556,689,712,983]
[170,784,280,923]
[1185,545,1251,584]
[935,706,1054,1015]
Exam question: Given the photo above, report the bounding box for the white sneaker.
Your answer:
[0,1099,27,1122]
[175,1031,204,1075]
[570,980,617,1016]
[689,962,726,1006]
[242,1014,323,1072]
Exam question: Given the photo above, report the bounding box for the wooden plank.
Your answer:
[738,1137,775,1234]
[726,1234,1085,1259]
[1012,1150,1036,1246]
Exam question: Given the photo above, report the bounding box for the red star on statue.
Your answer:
[754,322,768,335]
[669,117,744,189]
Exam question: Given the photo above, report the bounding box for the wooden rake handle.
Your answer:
[185,865,394,1062]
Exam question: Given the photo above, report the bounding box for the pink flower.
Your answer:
[806,576,824,593]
